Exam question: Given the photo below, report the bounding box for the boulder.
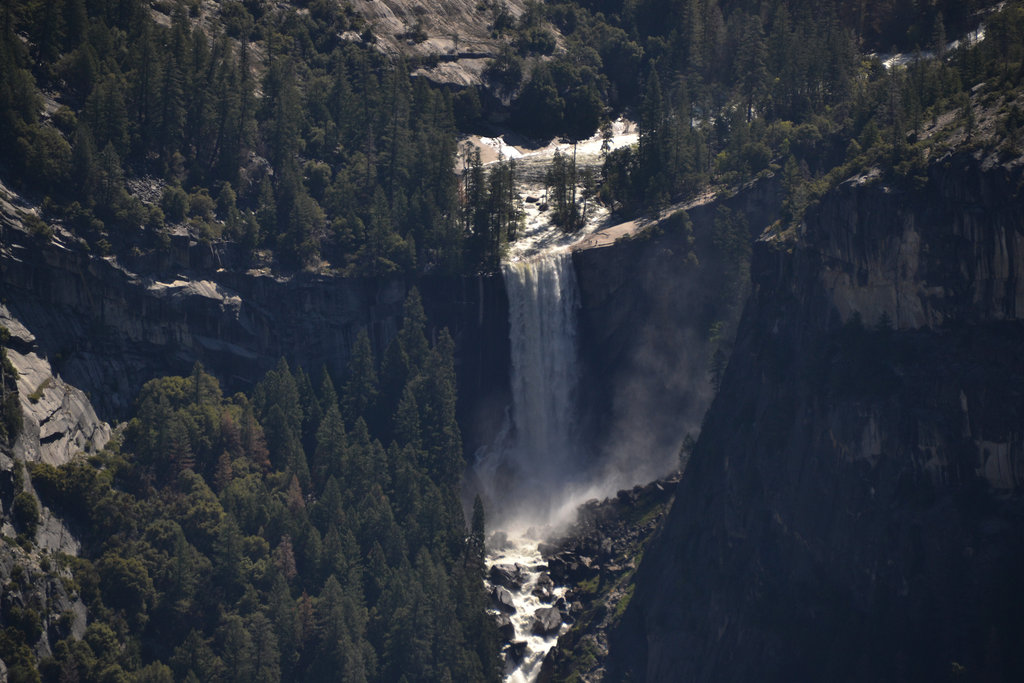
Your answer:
[547,555,569,582]
[532,572,556,603]
[531,606,562,636]
[488,562,524,590]
[537,541,559,556]
[532,584,554,603]
[504,640,529,674]
[491,586,516,614]
[508,640,528,663]
[548,552,598,583]
[495,614,516,642]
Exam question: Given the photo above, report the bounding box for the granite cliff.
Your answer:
[0,306,99,665]
[572,177,782,480]
[609,150,1024,681]
[0,217,510,453]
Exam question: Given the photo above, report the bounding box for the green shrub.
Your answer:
[27,377,51,403]
[188,189,215,220]
[23,213,53,240]
[12,491,40,537]
[160,186,189,222]
[2,391,24,444]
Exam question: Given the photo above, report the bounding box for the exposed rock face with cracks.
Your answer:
[1,305,100,663]
[348,0,530,87]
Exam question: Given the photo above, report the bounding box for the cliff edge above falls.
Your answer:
[608,150,1024,682]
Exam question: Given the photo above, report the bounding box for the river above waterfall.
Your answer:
[465,119,639,260]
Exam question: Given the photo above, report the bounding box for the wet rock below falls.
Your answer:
[496,614,516,641]
[531,607,563,636]
[491,586,517,614]
[489,562,527,590]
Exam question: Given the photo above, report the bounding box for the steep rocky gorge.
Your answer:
[1,156,781,677]
[609,151,1024,682]
[13,140,1021,683]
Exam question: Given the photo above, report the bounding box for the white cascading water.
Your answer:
[478,251,581,683]
[495,252,580,520]
[473,124,641,682]
[475,120,638,525]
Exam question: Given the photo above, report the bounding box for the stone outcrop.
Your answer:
[791,154,1024,330]
[0,541,88,658]
[2,306,110,468]
[532,606,563,636]
[0,306,98,663]
[609,152,1024,682]
[346,0,528,88]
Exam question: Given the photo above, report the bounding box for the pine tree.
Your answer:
[259,358,304,439]
[314,402,348,492]
[469,495,486,573]
[341,330,379,428]
[86,74,130,155]
[392,384,422,450]
[95,142,125,211]
[127,17,161,157]
[378,336,410,421]
[399,288,430,373]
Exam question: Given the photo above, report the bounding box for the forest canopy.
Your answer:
[10,290,500,682]
[3,0,1020,277]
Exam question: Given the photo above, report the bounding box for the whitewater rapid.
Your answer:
[473,119,637,262]
[488,535,570,682]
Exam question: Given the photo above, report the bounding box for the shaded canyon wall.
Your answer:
[609,152,1024,682]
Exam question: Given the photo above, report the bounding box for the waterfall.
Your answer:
[471,125,640,683]
[477,250,580,683]
[479,250,581,530]
[505,252,580,489]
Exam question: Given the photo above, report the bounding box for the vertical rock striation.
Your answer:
[610,152,1024,682]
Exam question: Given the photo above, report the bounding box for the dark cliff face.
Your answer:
[609,153,1024,682]
[573,177,782,480]
[0,232,510,449]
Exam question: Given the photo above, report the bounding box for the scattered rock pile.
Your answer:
[533,473,681,682]
[484,474,680,680]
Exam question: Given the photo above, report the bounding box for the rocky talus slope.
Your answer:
[537,475,681,682]
[609,150,1024,682]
